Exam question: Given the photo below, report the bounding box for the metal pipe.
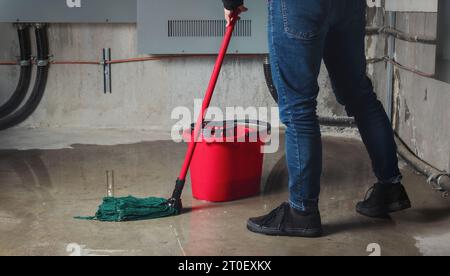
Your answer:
[103,48,112,94]
[439,175,450,194]
[365,26,436,45]
[386,12,396,122]
[1,54,264,66]
[395,136,450,195]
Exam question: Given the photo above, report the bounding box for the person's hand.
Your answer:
[224,5,248,27]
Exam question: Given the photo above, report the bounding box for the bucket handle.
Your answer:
[190,119,271,133]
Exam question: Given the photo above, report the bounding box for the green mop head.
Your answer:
[75,196,179,222]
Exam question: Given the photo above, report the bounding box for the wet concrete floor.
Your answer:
[1,133,450,256]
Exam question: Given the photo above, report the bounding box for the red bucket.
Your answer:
[183,120,271,202]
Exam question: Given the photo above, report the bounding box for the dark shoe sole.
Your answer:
[247,220,323,238]
[356,200,412,218]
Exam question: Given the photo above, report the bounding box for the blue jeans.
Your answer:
[268,0,402,212]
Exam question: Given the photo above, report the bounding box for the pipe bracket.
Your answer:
[427,173,450,196]
[19,59,31,67]
[102,48,112,94]
[36,59,49,67]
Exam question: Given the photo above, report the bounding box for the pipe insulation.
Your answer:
[0,25,32,118]
[0,24,49,131]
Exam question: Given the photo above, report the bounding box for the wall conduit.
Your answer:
[0,24,49,131]
[0,24,32,118]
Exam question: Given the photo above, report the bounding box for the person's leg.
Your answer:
[272,0,332,213]
[323,0,410,217]
[323,0,401,183]
[247,0,331,237]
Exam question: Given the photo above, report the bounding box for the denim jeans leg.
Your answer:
[323,0,402,184]
[268,0,331,212]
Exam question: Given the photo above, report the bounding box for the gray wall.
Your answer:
[394,12,450,172]
[0,24,20,105]
[0,22,346,130]
[1,6,448,172]
[0,7,390,129]
[366,10,450,172]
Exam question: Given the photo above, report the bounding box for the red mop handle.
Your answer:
[178,15,238,181]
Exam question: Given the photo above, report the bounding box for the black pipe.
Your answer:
[318,116,357,127]
[263,56,278,103]
[0,25,33,118]
[0,24,49,131]
[263,56,357,127]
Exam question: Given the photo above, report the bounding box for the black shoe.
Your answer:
[356,182,411,218]
[247,203,323,238]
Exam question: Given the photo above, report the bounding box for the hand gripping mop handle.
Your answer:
[169,15,239,210]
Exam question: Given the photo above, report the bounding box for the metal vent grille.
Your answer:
[168,20,252,37]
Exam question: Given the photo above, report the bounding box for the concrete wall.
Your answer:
[366,9,450,173]
[394,12,450,172]
[367,7,389,111]
[1,6,448,172]
[0,7,392,131]
[0,25,20,105]
[0,22,349,130]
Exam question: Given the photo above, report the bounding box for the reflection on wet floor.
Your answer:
[1,135,450,256]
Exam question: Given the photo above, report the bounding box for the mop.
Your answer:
[76,14,239,222]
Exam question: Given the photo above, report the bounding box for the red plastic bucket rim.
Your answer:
[183,120,271,143]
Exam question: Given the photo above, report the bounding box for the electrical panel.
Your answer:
[0,0,137,23]
[385,0,438,12]
[137,0,268,55]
